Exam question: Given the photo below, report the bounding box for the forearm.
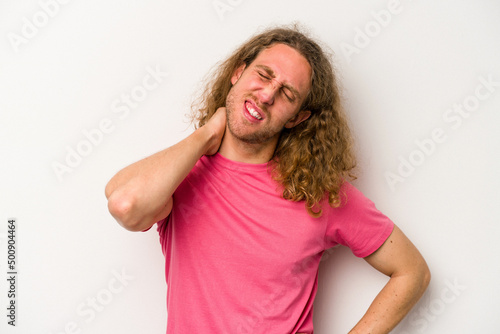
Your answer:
[349,225,431,334]
[348,272,430,334]
[105,126,213,231]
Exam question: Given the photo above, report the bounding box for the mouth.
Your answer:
[244,100,264,121]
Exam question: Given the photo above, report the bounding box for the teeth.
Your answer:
[246,103,262,120]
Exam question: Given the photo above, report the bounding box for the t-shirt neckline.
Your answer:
[207,152,272,173]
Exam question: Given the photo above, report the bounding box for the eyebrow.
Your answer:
[255,64,301,100]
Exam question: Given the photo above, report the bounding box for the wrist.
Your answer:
[192,125,216,156]
[197,121,225,156]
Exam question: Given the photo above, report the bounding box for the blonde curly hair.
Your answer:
[191,24,357,217]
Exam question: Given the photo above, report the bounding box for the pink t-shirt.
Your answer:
[157,153,394,334]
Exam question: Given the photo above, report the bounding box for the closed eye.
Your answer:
[257,71,271,81]
[255,67,298,103]
[257,71,295,102]
[281,87,294,102]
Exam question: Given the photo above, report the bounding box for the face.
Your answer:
[225,43,312,146]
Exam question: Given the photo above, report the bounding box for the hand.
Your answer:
[202,107,227,156]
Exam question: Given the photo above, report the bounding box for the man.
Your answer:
[105,25,430,333]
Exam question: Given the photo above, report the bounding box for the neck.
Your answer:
[218,128,278,164]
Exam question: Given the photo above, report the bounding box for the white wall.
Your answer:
[1,0,499,333]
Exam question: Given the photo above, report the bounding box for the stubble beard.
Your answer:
[225,89,281,145]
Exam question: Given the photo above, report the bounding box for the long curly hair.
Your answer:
[191,24,357,217]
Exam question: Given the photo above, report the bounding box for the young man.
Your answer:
[105,26,430,333]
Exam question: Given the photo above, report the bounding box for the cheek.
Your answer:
[238,76,262,91]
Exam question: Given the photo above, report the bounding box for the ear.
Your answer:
[284,110,311,129]
[231,64,246,85]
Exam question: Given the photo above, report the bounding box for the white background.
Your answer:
[1,0,499,333]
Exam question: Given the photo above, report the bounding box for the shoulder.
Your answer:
[324,181,395,257]
[326,181,376,214]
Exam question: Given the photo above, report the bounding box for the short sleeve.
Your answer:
[325,182,394,258]
[156,217,168,242]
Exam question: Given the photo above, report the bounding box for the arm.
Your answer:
[105,108,226,232]
[348,225,431,334]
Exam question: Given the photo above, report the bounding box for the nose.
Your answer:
[258,81,278,105]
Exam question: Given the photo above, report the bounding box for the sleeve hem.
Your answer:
[355,222,395,258]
